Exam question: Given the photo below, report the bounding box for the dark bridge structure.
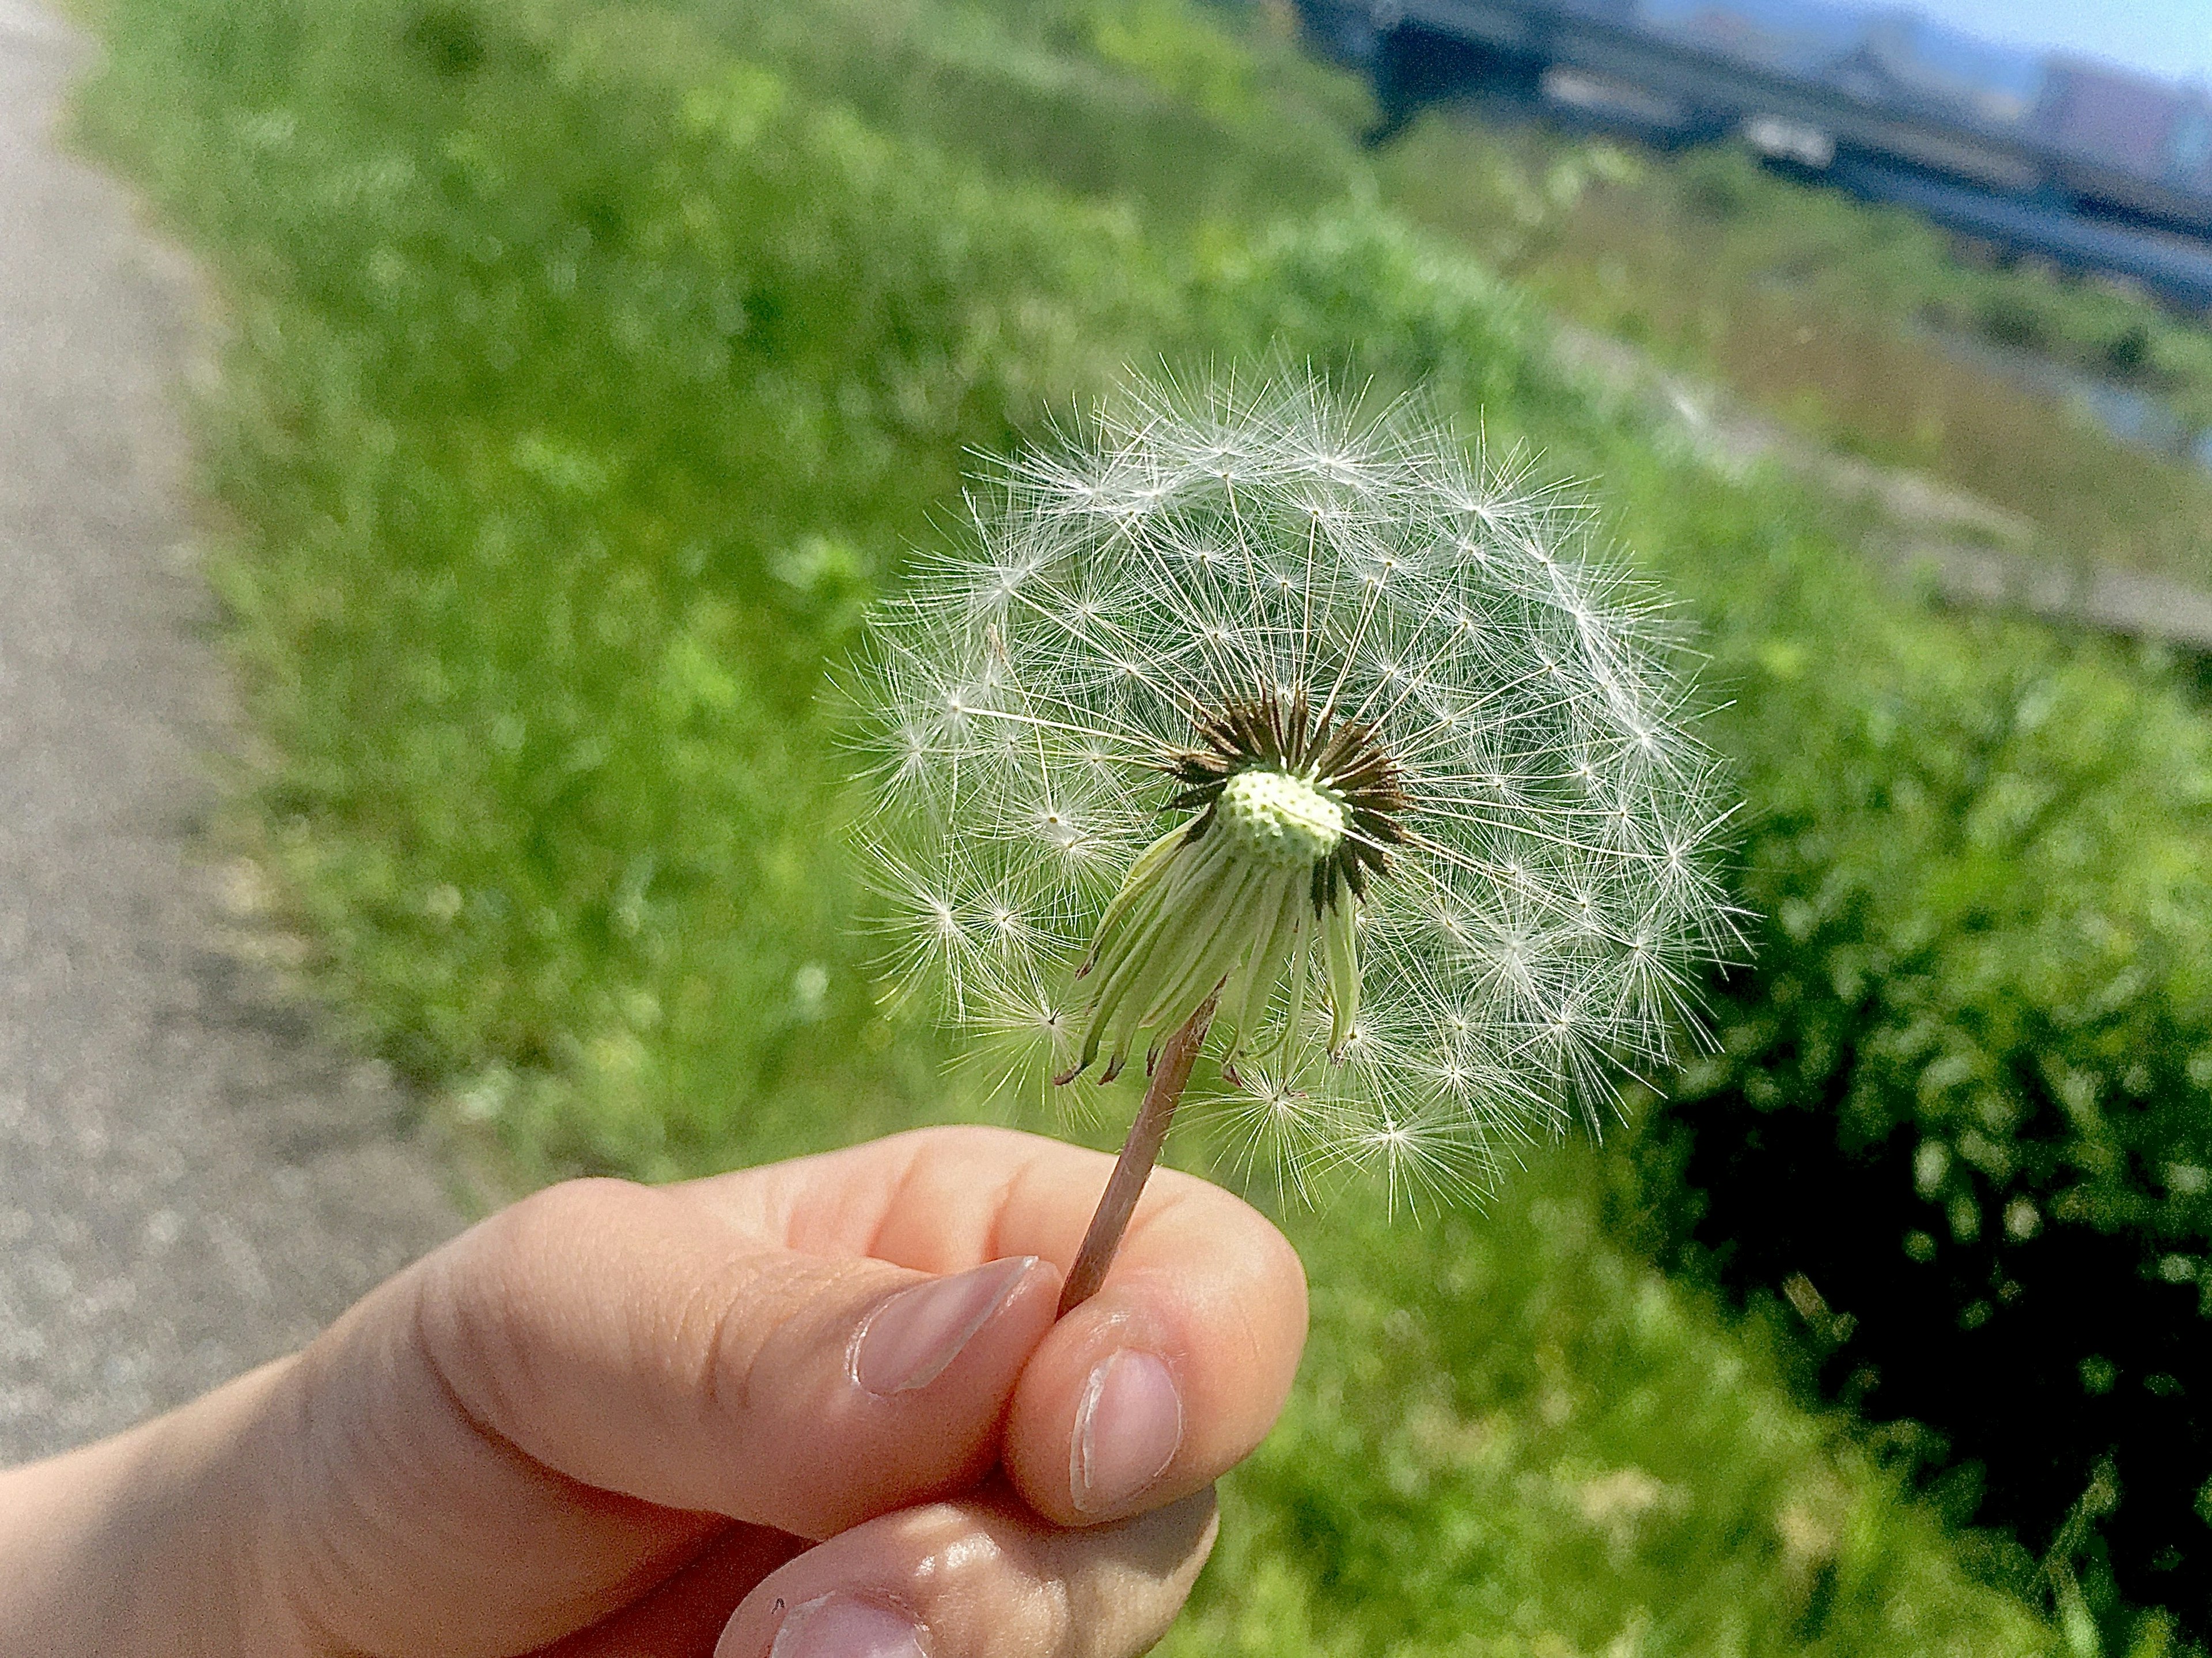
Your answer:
[1292,0,2212,310]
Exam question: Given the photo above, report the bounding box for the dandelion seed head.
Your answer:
[850,372,1743,1199]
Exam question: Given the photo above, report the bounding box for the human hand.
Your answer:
[0,1125,1307,1657]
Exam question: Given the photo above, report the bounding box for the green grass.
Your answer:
[1182,1142,2056,1657]
[70,0,2212,1646]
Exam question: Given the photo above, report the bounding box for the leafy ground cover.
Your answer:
[63,0,2212,1648]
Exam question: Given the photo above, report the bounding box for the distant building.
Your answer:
[2033,58,2212,192]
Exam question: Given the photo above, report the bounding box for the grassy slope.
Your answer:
[1377,119,2212,585]
[59,0,2099,1648]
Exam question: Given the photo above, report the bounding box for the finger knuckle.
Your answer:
[419,1177,642,1418]
[919,1524,1073,1657]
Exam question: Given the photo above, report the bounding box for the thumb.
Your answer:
[256,1177,1062,1655]
[406,1176,1065,1536]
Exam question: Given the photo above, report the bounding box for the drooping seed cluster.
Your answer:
[850,374,1741,1202]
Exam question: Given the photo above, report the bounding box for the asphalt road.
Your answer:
[0,0,461,1464]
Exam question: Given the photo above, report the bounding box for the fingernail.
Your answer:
[853,1255,1037,1395]
[767,1592,928,1658]
[1071,1349,1183,1514]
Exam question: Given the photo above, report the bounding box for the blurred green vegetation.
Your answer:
[64,0,2212,1646]
[1380,123,2212,582]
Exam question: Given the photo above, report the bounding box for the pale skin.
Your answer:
[0,1125,1309,1657]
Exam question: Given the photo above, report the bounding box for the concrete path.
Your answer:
[0,0,461,1464]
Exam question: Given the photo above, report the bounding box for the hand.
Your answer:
[0,1125,1308,1657]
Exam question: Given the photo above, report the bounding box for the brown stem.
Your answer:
[1057,992,1218,1318]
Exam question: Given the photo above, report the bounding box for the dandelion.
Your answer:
[851,372,1743,1312]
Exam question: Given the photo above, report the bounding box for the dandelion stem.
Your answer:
[1058,990,1218,1317]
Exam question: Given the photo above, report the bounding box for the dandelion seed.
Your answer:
[850,371,1744,1309]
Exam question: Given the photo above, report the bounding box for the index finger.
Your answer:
[729,1125,1310,1527]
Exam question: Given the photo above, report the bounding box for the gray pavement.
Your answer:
[0,0,461,1464]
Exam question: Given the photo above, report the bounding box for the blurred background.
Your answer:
[25,0,2212,1649]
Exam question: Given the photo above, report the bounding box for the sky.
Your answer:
[1912,1,2212,86]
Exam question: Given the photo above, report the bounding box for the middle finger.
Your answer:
[712,1484,1220,1658]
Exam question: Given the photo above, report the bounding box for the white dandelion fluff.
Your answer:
[850,371,1743,1307]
